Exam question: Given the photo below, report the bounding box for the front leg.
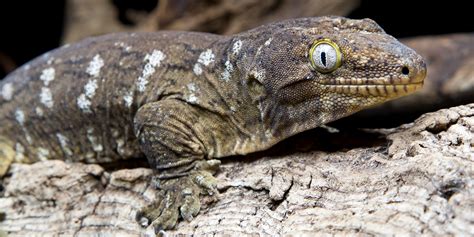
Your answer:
[133,100,222,231]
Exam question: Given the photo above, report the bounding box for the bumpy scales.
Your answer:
[0,16,426,231]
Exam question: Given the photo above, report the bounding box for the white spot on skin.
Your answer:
[1,83,13,101]
[77,79,98,113]
[256,45,264,56]
[187,83,197,92]
[257,101,265,122]
[116,138,125,155]
[86,54,104,77]
[35,107,44,116]
[15,109,25,125]
[25,134,33,145]
[38,67,55,109]
[123,91,134,108]
[15,109,33,144]
[197,49,215,66]
[111,128,129,157]
[193,49,215,76]
[137,50,166,92]
[84,79,98,98]
[186,83,199,103]
[147,50,166,66]
[265,130,273,139]
[188,94,198,103]
[15,143,25,162]
[264,38,273,46]
[220,60,234,82]
[77,94,91,113]
[87,128,103,153]
[193,64,203,75]
[40,87,54,108]
[56,133,73,156]
[37,147,50,161]
[114,42,132,52]
[39,67,55,86]
[111,128,120,138]
[232,40,242,55]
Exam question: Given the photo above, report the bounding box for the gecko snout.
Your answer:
[401,54,426,84]
[385,57,426,97]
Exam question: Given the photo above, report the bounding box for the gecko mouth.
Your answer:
[318,70,426,97]
[319,62,426,97]
[321,81,424,97]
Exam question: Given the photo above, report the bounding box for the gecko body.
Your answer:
[0,16,426,231]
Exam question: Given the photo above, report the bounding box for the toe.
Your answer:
[151,209,179,232]
[193,171,218,195]
[136,195,167,227]
[150,191,181,231]
[194,159,221,174]
[179,189,201,221]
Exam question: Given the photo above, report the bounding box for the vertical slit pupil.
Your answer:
[321,52,327,67]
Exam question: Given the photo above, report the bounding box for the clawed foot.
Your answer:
[136,160,220,232]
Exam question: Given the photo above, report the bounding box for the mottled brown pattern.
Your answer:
[0,16,426,231]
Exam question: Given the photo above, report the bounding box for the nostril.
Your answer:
[401,66,410,75]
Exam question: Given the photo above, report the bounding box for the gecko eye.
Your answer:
[309,39,342,73]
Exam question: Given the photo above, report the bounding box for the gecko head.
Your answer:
[245,16,426,136]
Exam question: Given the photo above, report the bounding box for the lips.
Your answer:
[321,82,423,97]
[318,65,426,97]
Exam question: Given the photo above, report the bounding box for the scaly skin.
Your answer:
[0,16,426,231]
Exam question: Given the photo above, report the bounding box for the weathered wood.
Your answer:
[1,103,473,236]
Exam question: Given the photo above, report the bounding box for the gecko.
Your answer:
[0,16,426,231]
